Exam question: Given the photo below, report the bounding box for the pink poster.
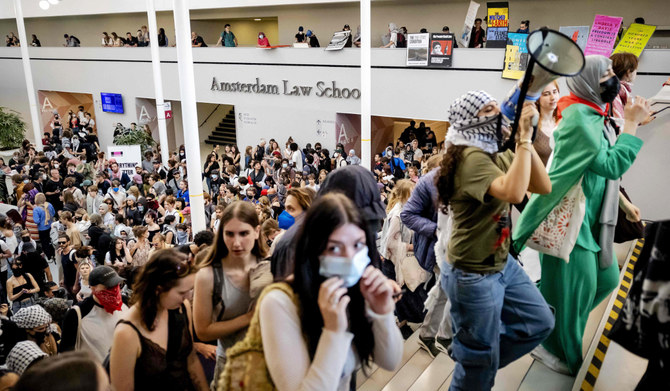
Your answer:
[584,14,623,57]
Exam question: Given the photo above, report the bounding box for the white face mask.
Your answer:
[259,35,264,39]
[319,246,370,287]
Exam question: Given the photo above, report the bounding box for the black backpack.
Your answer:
[389,157,405,179]
[396,33,406,48]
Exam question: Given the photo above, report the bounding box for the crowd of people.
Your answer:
[0,48,663,390]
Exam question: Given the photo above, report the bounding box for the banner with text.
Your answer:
[486,2,509,48]
[558,26,590,51]
[502,33,529,80]
[584,14,623,57]
[135,98,176,152]
[459,0,481,48]
[407,33,429,66]
[613,23,656,57]
[429,33,455,67]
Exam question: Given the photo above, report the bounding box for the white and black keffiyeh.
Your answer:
[12,305,52,329]
[446,90,506,154]
[6,341,47,374]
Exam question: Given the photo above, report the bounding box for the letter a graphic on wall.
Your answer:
[139,105,152,123]
[337,123,350,144]
[41,97,54,112]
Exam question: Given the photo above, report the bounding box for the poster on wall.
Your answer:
[584,14,623,57]
[558,26,590,51]
[502,33,529,80]
[37,91,95,136]
[406,33,429,66]
[107,145,142,177]
[458,0,481,48]
[429,33,454,68]
[486,2,509,48]
[612,23,656,57]
[334,113,361,162]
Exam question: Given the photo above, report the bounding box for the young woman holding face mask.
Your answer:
[256,193,403,391]
[514,55,652,375]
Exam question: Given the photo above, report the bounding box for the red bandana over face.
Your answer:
[93,285,123,314]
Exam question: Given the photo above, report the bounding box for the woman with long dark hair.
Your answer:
[435,90,554,389]
[109,249,207,390]
[257,193,402,390]
[193,201,268,385]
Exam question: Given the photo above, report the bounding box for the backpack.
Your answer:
[217,282,297,391]
[396,33,406,48]
[389,157,404,179]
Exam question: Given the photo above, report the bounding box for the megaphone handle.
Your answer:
[505,59,536,152]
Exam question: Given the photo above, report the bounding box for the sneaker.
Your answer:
[418,336,441,358]
[435,337,452,355]
[530,345,572,375]
[399,324,414,340]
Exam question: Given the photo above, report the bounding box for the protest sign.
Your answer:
[584,14,623,57]
[325,30,351,51]
[486,2,509,48]
[613,23,656,57]
[107,145,142,177]
[429,33,455,68]
[558,26,590,51]
[458,1,481,48]
[406,33,429,66]
[502,33,529,80]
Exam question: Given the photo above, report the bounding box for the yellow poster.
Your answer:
[487,8,509,28]
[613,23,656,57]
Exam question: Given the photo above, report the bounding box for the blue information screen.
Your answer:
[101,93,124,113]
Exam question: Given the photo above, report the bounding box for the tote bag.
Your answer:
[399,223,431,292]
[525,178,586,263]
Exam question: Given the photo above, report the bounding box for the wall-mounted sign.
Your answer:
[163,101,172,119]
[407,33,429,66]
[486,2,509,48]
[502,33,529,80]
[210,77,361,99]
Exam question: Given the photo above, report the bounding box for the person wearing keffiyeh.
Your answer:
[435,90,553,390]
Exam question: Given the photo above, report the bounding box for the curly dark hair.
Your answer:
[435,145,469,213]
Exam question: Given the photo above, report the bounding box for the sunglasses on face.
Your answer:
[58,241,67,245]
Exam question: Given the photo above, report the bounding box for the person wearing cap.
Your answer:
[13,305,58,356]
[306,29,320,47]
[6,340,47,375]
[61,265,127,363]
[346,149,361,166]
[295,25,306,43]
[343,24,353,47]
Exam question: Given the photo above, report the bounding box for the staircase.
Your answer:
[204,107,237,146]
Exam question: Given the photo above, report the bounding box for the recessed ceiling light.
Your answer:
[254,18,262,21]
[39,0,50,10]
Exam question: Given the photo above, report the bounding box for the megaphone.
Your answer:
[499,27,585,151]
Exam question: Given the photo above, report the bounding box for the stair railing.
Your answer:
[199,104,223,128]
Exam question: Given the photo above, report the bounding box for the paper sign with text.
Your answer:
[613,23,656,57]
[584,14,623,57]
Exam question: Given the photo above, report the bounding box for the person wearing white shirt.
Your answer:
[258,194,403,391]
[289,143,303,172]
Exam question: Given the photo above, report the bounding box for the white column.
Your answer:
[172,0,206,233]
[146,0,170,166]
[13,0,43,152]
[360,0,372,169]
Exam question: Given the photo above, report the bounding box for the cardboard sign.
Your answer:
[325,31,351,51]
[558,26,590,51]
[486,2,509,48]
[458,1,481,48]
[584,14,623,57]
[613,23,656,57]
[429,33,454,68]
[502,33,529,80]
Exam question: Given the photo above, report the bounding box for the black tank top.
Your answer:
[117,305,195,391]
[12,275,35,302]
